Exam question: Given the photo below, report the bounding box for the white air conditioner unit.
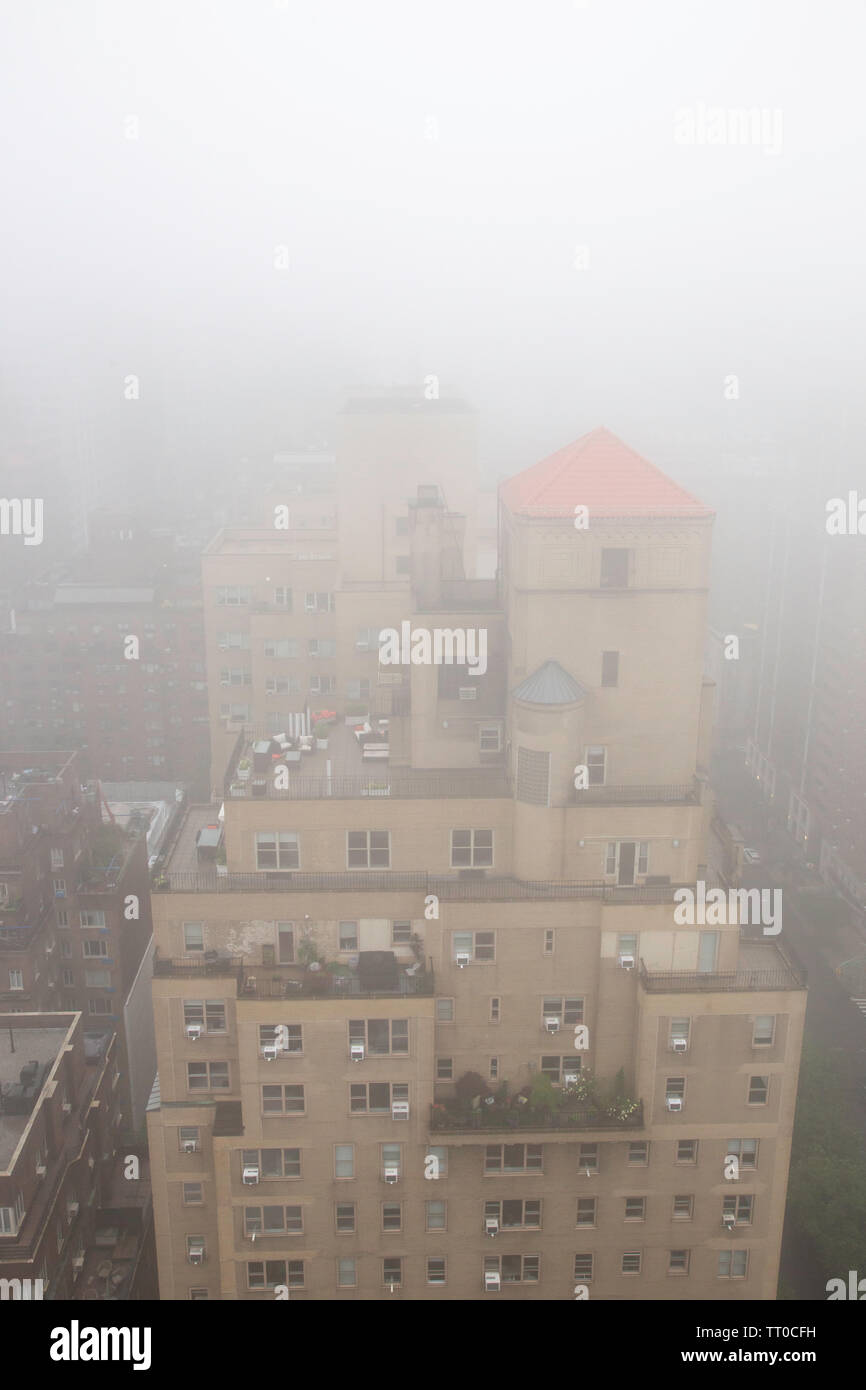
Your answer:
[67,1200,80,1216]
[484,1271,501,1291]
[455,952,470,968]
[188,1246,205,1265]
[186,1025,202,1041]
[350,1043,365,1062]
[544,1017,560,1033]
[391,1101,409,1120]
[618,954,635,970]
[242,1166,260,1185]
[562,1072,579,1087]
[261,1045,278,1062]
[71,1254,85,1271]
[458,687,478,701]
[485,1217,499,1237]
[666,1096,683,1112]
[36,1163,47,1177]
[722,1213,736,1229]
[670,1038,688,1053]
[383,1167,400,1184]
[182,1140,199,1154]
[219,679,230,686]
[61,1102,72,1114]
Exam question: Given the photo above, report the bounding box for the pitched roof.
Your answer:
[512,660,586,705]
[500,427,713,519]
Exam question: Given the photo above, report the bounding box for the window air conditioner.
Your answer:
[484,1272,501,1291]
[186,1025,202,1041]
[544,1017,560,1034]
[722,1213,736,1229]
[67,1201,80,1216]
[391,1101,409,1120]
[485,1217,499,1237]
[618,954,635,970]
[188,1246,204,1265]
[666,1097,683,1112]
[72,1254,85,1271]
[562,1072,579,1087]
[242,1166,260,1185]
[383,1167,400,1184]
[455,952,470,968]
[182,1140,199,1154]
[350,1043,365,1062]
[261,1045,278,1062]
[671,1038,688,1053]
[61,1102,72,1114]
[36,1163,47,1177]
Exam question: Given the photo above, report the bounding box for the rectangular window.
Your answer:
[61,969,74,987]
[436,998,454,1022]
[262,1084,305,1114]
[51,848,64,869]
[349,1019,409,1055]
[248,1260,303,1290]
[82,940,108,958]
[383,1258,403,1288]
[183,923,204,953]
[391,920,412,944]
[339,921,359,950]
[88,999,112,1016]
[179,1127,200,1150]
[427,1257,446,1285]
[489,1057,499,1081]
[479,724,501,752]
[273,587,292,609]
[718,1250,749,1278]
[264,638,299,659]
[80,910,105,927]
[489,997,500,1023]
[336,1203,355,1233]
[187,1062,229,1091]
[673,1195,694,1220]
[723,1194,754,1225]
[585,746,606,785]
[256,832,300,870]
[624,1196,646,1221]
[748,1076,769,1105]
[676,1140,698,1163]
[453,931,495,962]
[484,1144,542,1174]
[601,650,619,686]
[621,1251,642,1274]
[726,1139,758,1169]
[382,1202,402,1232]
[242,1149,301,1179]
[601,548,630,587]
[337,1258,356,1287]
[670,1018,690,1046]
[426,1200,446,1231]
[752,1015,775,1046]
[350,1081,408,1113]
[450,828,494,868]
[436,1057,453,1080]
[9,969,23,991]
[245,1206,303,1237]
[335,1145,354,1179]
[484,1254,539,1284]
[578,1144,598,1174]
[277,924,295,964]
[84,969,111,988]
[543,929,555,955]
[183,1183,203,1205]
[668,1249,690,1275]
[485,1199,542,1229]
[259,1023,302,1053]
[576,1197,596,1227]
[574,1254,593,1282]
[215,586,252,606]
[542,996,584,1025]
[628,1142,649,1165]
[347,830,390,869]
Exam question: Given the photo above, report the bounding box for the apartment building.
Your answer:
[0,1012,154,1300]
[147,424,806,1300]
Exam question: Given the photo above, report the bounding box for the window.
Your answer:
[542,996,584,1025]
[726,1139,758,1169]
[308,637,336,658]
[355,627,381,651]
[256,832,300,870]
[601,548,630,587]
[450,828,494,867]
[183,1183,203,1205]
[339,921,358,951]
[259,1023,302,1054]
[187,1062,229,1091]
[670,1018,690,1047]
[624,1196,646,1221]
[241,1148,301,1179]
[452,931,495,962]
[248,1260,303,1290]
[85,969,111,988]
[346,679,371,702]
[489,997,500,1023]
[219,667,252,686]
[51,848,64,869]
[349,1020,409,1055]
[427,1257,446,1285]
[60,969,74,988]
[335,1145,354,1179]
[489,1057,499,1081]
[309,674,337,694]
[748,1076,769,1105]
[676,1140,698,1163]
[541,1056,576,1082]
[621,1251,642,1274]
[264,638,298,659]
[628,1142,649,1165]
[436,1057,453,1080]
[723,1194,754,1225]
[277,924,294,963]
[306,591,336,613]
[189,1289,209,1301]
[216,586,252,606]
[618,932,637,959]
[53,879,66,896]
[426,1147,447,1177]
[80,910,105,927]
[8,969,23,991]
[262,1085,305,1114]
[578,1144,598,1174]
[56,910,68,928]
[218,632,250,649]
[485,1199,541,1229]
[543,929,555,955]
[576,1197,597,1227]
[347,830,390,869]
[183,923,204,953]
[752,1015,775,1046]
[245,1206,303,1236]
[61,942,72,958]
[88,999,112,1016]
[718,1250,749,1279]
[426,1200,446,1231]
[666,1077,686,1100]
[179,1127,200,1151]
[350,1082,408,1113]
[392,920,412,945]
[484,1254,539,1284]
[485,1144,543,1174]
[383,1258,403,1287]
[0,1194,25,1235]
[337,1258,356,1287]
[601,650,619,686]
[479,724,501,752]
[382,1202,402,1232]
[265,676,300,696]
[185,1001,227,1035]
[273,587,292,609]
[336,1203,355,1233]
[82,940,108,958]
[436,998,454,1022]
[673,1195,693,1220]
[585,746,606,785]
[668,1249,690,1275]
[573,1254,593,1282]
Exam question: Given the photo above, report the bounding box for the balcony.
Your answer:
[569,779,701,806]
[638,942,806,993]
[153,952,435,1000]
[429,1099,644,1134]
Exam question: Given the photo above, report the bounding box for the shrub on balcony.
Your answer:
[529,1073,561,1115]
[454,1070,490,1108]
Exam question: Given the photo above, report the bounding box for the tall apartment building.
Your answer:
[147,424,806,1300]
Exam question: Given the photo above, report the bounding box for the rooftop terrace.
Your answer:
[0,1025,68,1169]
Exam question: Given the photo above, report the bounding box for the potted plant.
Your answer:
[236,757,251,781]
[215,847,228,877]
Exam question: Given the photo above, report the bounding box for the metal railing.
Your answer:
[229,770,512,801]
[429,1100,644,1133]
[638,957,806,993]
[570,781,700,805]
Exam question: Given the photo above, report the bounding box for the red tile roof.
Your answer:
[500,427,713,519]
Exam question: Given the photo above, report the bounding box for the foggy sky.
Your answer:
[1,0,865,493]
